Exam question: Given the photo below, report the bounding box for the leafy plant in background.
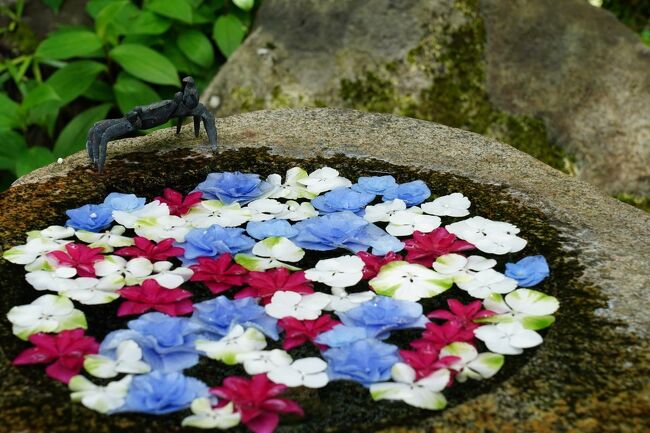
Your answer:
[0,0,256,188]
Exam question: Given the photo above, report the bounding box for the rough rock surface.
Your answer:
[2,109,649,433]
[201,0,650,195]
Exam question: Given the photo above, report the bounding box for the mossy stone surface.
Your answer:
[2,109,649,433]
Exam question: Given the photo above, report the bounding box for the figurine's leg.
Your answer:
[192,105,217,150]
[97,119,135,173]
[175,117,182,135]
[86,120,112,163]
[193,116,201,138]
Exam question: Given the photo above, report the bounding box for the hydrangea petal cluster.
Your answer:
[4,166,558,433]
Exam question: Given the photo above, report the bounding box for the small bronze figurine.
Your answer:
[86,76,217,173]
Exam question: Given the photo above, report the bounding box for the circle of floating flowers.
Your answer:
[3,167,558,433]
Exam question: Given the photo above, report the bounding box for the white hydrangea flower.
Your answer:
[196,325,267,365]
[113,201,190,242]
[363,199,406,223]
[84,340,151,378]
[69,375,131,414]
[439,342,504,382]
[432,254,497,281]
[298,167,352,194]
[421,193,471,217]
[247,199,290,222]
[75,225,133,252]
[3,237,68,268]
[276,200,318,221]
[60,275,123,305]
[236,349,293,375]
[369,261,453,302]
[324,287,375,312]
[446,216,526,254]
[235,237,304,271]
[456,269,517,299]
[370,363,449,410]
[182,400,241,430]
[26,225,75,241]
[267,357,329,388]
[481,289,559,330]
[25,267,78,292]
[304,255,364,288]
[267,167,317,200]
[94,256,192,289]
[386,208,441,236]
[185,200,252,228]
[474,322,543,355]
[265,291,332,320]
[6,294,87,340]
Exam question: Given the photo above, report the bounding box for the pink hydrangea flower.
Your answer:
[117,279,193,317]
[210,374,303,433]
[235,268,313,304]
[190,254,248,294]
[12,328,99,383]
[410,321,475,352]
[403,228,474,267]
[399,347,459,380]
[48,243,104,277]
[277,314,341,350]
[427,299,495,332]
[154,188,202,216]
[115,237,184,261]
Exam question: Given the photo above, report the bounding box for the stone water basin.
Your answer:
[0,109,648,433]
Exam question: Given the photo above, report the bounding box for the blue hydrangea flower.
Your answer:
[314,325,372,347]
[311,187,375,214]
[352,175,398,195]
[180,225,255,263]
[100,313,200,372]
[323,338,400,387]
[65,203,114,232]
[505,255,550,287]
[120,371,208,414]
[382,180,431,206]
[191,296,279,340]
[338,296,428,339]
[195,171,273,204]
[246,219,298,240]
[292,211,403,255]
[103,192,146,212]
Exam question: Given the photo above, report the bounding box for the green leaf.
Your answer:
[177,29,214,68]
[95,1,139,43]
[85,0,115,18]
[35,29,103,60]
[163,44,204,75]
[26,101,60,136]
[41,0,65,12]
[83,80,114,102]
[114,72,160,114]
[233,0,254,11]
[145,0,193,23]
[0,93,21,129]
[0,130,27,172]
[46,61,106,104]
[22,84,61,110]
[213,14,246,57]
[53,103,112,157]
[128,10,172,35]
[109,44,180,86]
[15,147,57,177]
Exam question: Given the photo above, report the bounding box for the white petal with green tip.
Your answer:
[370,261,453,301]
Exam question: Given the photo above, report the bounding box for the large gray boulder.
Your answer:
[201,0,650,196]
[1,109,649,432]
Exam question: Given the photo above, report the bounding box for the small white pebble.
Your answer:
[209,95,221,109]
[57,158,64,164]
[257,47,270,56]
